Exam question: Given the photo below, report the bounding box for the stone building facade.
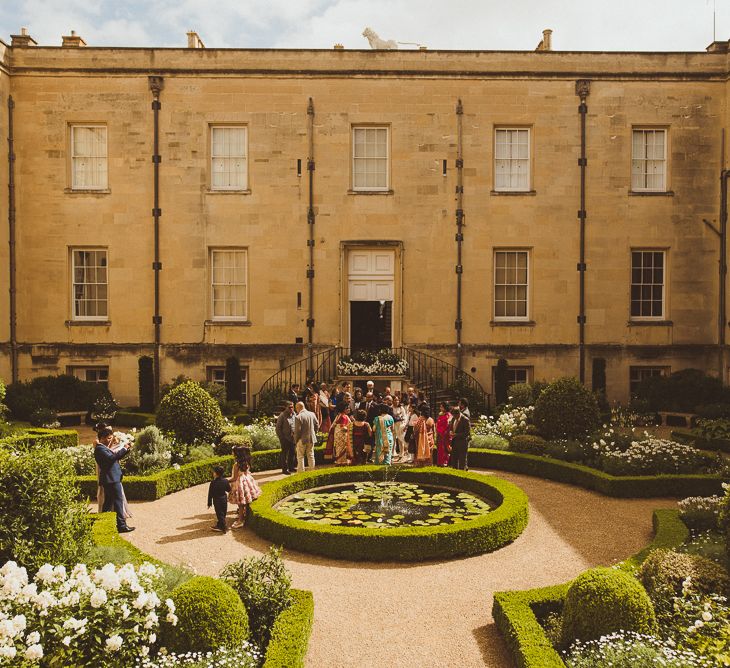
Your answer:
[1,31,730,406]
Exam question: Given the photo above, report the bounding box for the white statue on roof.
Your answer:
[362,27,398,50]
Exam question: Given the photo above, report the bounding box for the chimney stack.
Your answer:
[536,28,553,52]
[11,27,37,47]
[187,31,205,49]
[62,30,86,47]
[333,43,344,50]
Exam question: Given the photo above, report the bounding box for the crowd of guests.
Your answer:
[275,380,472,473]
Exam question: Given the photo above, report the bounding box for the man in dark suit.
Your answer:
[449,407,471,470]
[94,425,135,533]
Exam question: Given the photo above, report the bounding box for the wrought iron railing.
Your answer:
[253,346,490,415]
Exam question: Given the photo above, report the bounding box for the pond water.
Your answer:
[274,481,493,529]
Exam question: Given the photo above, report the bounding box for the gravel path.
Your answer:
[120,469,676,668]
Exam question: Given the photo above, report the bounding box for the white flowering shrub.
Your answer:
[596,437,706,476]
[136,643,260,667]
[564,631,714,667]
[678,495,724,531]
[243,418,279,451]
[0,560,177,666]
[59,445,97,476]
[337,350,409,376]
[472,406,533,439]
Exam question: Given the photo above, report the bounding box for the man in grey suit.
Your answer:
[293,401,319,473]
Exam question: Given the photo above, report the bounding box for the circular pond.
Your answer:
[249,466,529,562]
[275,481,493,529]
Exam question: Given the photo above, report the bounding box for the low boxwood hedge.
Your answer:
[77,446,327,501]
[248,466,529,562]
[469,448,724,498]
[1,428,78,450]
[671,428,730,454]
[94,512,314,667]
[492,509,689,668]
[114,411,156,428]
[262,589,314,668]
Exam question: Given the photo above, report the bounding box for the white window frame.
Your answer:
[492,366,532,388]
[210,125,248,191]
[493,250,530,322]
[631,128,667,192]
[352,126,389,192]
[494,127,531,192]
[71,248,108,321]
[70,124,108,191]
[630,249,666,321]
[68,366,109,387]
[210,248,248,321]
[629,366,669,397]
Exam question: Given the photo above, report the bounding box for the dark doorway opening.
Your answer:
[350,301,392,350]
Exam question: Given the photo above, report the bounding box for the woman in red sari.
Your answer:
[435,401,452,466]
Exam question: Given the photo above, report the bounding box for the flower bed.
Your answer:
[92,513,314,668]
[468,449,725,498]
[492,509,690,668]
[248,466,529,561]
[336,349,409,376]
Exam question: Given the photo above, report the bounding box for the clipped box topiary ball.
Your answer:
[533,377,600,441]
[561,567,657,646]
[164,575,249,653]
[156,381,224,445]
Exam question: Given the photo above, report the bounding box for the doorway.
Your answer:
[347,248,395,350]
[350,301,392,350]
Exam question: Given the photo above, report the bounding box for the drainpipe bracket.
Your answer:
[306,269,315,278]
[152,261,162,270]
[578,157,587,166]
[306,318,315,328]
[152,155,162,164]
[152,208,162,217]
[151,100,161,111]
[455,159,464,168]
[455,233,464,242]
[577,210,586,220]
[306,239,315,247]
[577,315,586,324]
[577,262,586,271]
[455,265,463,274]
[152,315,162,325]
[455,320,462,330]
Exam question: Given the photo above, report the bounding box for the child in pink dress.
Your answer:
[228,446,262,529]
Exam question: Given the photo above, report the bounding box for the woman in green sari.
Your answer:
[373,404,395,465]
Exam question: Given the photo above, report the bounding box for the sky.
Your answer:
[0,0,728,52]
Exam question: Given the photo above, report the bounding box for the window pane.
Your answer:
[631,250,664,319]
[211,249,247,319]
[494,251,529,320]
[211,127,247,189]
[494,128,530,191]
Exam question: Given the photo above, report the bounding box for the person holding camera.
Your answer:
[94,422,135,533]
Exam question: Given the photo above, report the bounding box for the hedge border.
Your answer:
[93,513,314,668]
[76,446,326,501]
[248,466,529,562]
[468,448,724,498]
[114,411,156,428]
[672,428,730,454]
[1,428,78,450]
[492,509,689,668]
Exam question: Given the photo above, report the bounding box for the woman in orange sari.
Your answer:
[332,401,353,465]
[413,403,435,467]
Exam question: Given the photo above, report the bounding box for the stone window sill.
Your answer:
[490,190,537,196]
[347,189,394,196]
[64,188,111,195]
[627,320,673,326]
[490,320,536,327]
[206,189,252,195]
[65,320,111,327]
[205,320,253,327]
[629,190,674,197]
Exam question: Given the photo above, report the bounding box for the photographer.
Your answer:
[93,422,135,533]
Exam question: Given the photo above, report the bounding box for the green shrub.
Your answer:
[1,427,79,450]
[125,425,171,474]
[695,403,730,420]
[510,434,547,455]
[263,589,314,668]
[256,386,288,418]
[471,434,510,450]
[533,377,600,441]
[30,406,58,427]
[0,445,92,573]
[114,410,155,428]
[543,440,588,463]
[4,381,48,421]
[245,420,279,452]
[164,576,249,653]
[695,418,730,441]
[639,548,730,624]
[217,432,254,456]
[634,368,730,413]
[508,383,534,408]
[221,547,293,648]
[184,443,216,462]
[90,389,118,423]
[138,355,155,412]
[5,375,108,421]
[561,567,657,645]
[156,381,224,444]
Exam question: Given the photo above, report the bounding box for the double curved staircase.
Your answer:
[253,347,490,416]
